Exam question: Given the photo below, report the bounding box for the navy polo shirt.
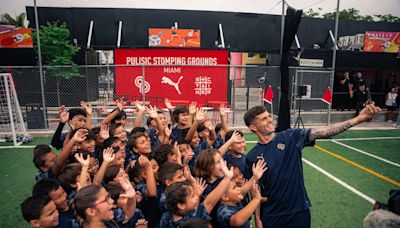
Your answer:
[223,152,246,175]
[245,128,315,217]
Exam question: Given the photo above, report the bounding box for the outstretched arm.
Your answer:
[310,104,380,141]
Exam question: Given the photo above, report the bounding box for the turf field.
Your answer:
[0,130,399,227]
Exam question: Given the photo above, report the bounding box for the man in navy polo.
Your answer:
[244,104,380,227]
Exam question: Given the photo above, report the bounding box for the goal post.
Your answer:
[0,73,30,147]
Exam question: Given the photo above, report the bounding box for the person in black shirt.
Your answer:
[334,72,352,111]
[354,83,368,116]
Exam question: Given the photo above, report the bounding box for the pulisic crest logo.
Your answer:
[277,143,285,151]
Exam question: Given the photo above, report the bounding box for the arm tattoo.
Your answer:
[310,120,354,141]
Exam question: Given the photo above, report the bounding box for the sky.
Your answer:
[1,0,400,19]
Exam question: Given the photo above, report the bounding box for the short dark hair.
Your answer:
[127,133,147,150]
[225,130,244,142]
[21,194,52,222]
[109,123,123,137]
[196,122,206,133]
[244,105,266,127]
[172,105,189,123]
[130,127,146,135]
[165,181,192,215]
[153,144,174,166]
[388,190,400,215]
[33,144,52,169]
[57,163,81,192]
[105,182,123,202]
[103,164,121,184]
[111,109,126,124]
[180,218,211,228]
[158,162,184,186]
[32,178,60,196]
[68,108,86,121]
[71,128,95,142]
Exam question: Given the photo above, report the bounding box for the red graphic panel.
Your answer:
[114,49,229,107]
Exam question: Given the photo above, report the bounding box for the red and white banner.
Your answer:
[364,31,399,53]
[114,49,229,107]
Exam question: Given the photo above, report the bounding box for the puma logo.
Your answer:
[161,76,184,94]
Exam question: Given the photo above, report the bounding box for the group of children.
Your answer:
[21,99,268,228]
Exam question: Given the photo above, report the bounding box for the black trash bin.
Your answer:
[26,104,47,129]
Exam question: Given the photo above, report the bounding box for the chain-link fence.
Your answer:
[291,68,334,127]
[0,64,347,131]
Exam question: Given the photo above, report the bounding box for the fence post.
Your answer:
[141,65,146,104]
[328,69,334,125]
[232,65,236,125]
[34,0,48,129]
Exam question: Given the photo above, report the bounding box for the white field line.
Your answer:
[302,158,375,204]
[0,145,37,149]
[331,140,400,168]
[246,136,400,144]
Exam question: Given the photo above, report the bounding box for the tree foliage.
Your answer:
[0,13,27,27]
[32,22,80,78]
[303,8,400,23]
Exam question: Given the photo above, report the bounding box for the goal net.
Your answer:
[0,73,31,147]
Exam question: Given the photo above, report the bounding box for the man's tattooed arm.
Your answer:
[310,119,356,141]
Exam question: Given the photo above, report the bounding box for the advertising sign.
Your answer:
[0,26,33,48]
[364,31,400,53]
[114,49,228,106]
[148,28,200,48]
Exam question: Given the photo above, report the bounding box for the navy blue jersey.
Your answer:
[217,204,250,228]
[148,128,161,149]
[171,126,189,142]
[223,152,246,175]
[35,169,55,183]
[159,202,211,228]
[57,210,79,228]
[245,128,315,217]
[137,183,164,228]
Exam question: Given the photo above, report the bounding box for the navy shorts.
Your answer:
[262,209,311,228]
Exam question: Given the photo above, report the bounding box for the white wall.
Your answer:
[1,0,399,19]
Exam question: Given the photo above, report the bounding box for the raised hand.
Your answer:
[183,166,195,183]
[145,105,159,119]
[59,105,69,123]
[221,160,234,179]
[250,181,262,199]
[358,103,381,122]
[138,155,151,169]
[164,98,174,110]
[80,101,92,115]
[102,147,115,163]
[74,153,90,168]
[135,219,148,228]
[219,103,226,116]
[115,99,124,111]
[204,119,214,131]
[228,131,242,143]
[189,102,197,115]
[134,100,145,112]
[164,124,172,137]
[117,177,136,199]
[72,128,88,143]
[195,108,207,122]
[194,177,207,197]
[252,159,268,181]
[100,124,110,140]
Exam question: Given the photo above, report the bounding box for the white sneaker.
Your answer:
[388,120,393,122]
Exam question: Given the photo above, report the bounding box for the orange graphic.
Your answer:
[148,28,200,48]
[0,27,33,48]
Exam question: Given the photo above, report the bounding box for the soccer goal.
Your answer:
[0,73,31,147]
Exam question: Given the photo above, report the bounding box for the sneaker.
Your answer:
[388,120,393,122]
